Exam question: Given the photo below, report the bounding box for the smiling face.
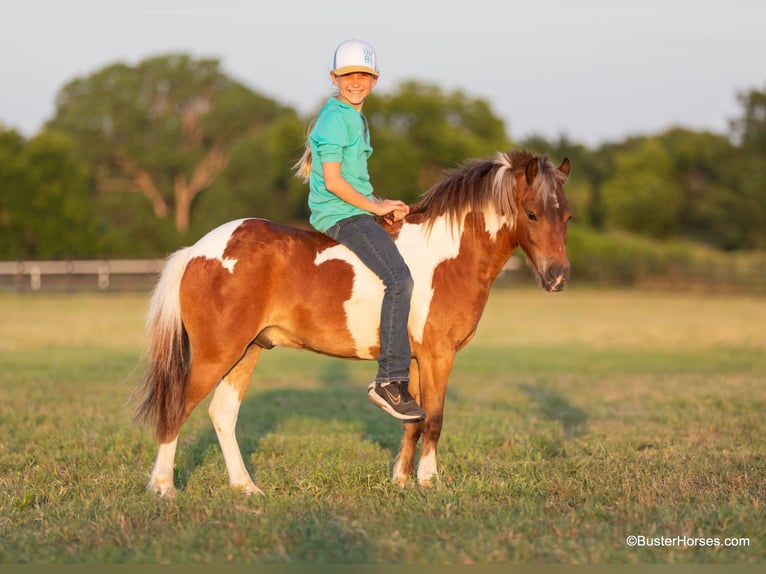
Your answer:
[331,72,378,111]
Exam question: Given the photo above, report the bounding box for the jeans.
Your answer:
[325,215,414,383]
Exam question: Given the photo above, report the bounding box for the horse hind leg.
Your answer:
[148,346,257,497]
[208,345,263,495]
[148,438,180,497]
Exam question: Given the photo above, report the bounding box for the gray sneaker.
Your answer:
[367,381,426,421]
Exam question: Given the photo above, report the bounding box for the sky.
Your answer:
[1,0,765,147]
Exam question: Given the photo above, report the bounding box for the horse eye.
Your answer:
[526,211,538,222]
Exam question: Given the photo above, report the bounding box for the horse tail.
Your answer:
[134,247,191,443]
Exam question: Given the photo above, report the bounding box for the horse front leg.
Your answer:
[414,353,454,486]
[208,346,263,495]
[393,358,422,486]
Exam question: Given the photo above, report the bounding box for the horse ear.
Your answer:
[558,158,571,177]
[525,158,538,184]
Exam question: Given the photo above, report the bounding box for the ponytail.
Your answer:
[292,142,312,182]
[293,118,316,183]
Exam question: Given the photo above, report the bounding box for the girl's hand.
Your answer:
[374,198,409,224]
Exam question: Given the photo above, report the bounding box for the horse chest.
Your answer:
[314,219,461,358]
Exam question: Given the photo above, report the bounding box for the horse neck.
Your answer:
[459,211,518,283]
[410,210,517,290]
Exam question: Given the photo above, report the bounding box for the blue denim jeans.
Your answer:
[325,215,414,383]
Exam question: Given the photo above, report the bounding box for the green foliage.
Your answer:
[601,137,684,238]
[566,224,766,291]
[191,114,309,236]
[0,129,101,258]
[732,85,766,152]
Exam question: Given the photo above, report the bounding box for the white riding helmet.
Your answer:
[332,39,379,77]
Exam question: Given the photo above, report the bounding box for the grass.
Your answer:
[0,287,764,564]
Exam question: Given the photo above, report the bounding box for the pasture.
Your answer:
[0,287,764,564]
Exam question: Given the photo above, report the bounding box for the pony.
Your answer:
[134,150,572,496]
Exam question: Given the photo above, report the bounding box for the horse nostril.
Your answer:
[544,270,568,292]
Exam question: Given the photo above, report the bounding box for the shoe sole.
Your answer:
[367,383,426,421]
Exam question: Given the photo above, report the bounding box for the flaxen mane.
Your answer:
[410,150,563,230]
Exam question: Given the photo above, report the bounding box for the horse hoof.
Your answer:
[236,482,265,496]
[149,484,177,499]
[393,474,410,488]
[148,477,177,498]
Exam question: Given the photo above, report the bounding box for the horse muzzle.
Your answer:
[539,260,570,292]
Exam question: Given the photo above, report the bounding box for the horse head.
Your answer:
[512,154,572,292]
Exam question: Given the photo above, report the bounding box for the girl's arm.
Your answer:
[322,162,409,223]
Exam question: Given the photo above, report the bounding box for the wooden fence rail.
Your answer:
[0,260,166,292]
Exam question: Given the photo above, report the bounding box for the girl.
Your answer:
[295,39,425,422]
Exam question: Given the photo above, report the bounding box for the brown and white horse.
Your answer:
[134,150,572,496]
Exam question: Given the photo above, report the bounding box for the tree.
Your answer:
[731,86,766,151]
[601,137,684,239]
[0,129,100,258]
[728,86,766,249]
[190,114,309,237]
[655,128,740,248]
[47,54,291,233]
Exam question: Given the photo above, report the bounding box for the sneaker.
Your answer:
[367,381,426,421]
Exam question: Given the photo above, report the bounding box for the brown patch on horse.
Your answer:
[182,219,361,360]
[422,212,513,352]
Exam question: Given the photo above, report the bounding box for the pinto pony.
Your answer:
[134,150,572,496]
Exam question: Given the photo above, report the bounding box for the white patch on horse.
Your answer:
[549,191,560,210]
[209,379,262,493]
[314,243,382,359]
[417,448,438,484]
[398,217,462,343]
[187,218,246,273]
[313,216,461,355]
[482,204,507,239]
[148,437,179,497]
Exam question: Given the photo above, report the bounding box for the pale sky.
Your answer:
[2,0,765,146]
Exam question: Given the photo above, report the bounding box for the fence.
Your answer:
[2,255,761,294]
[0,260,166,292]
[0,256,533,293]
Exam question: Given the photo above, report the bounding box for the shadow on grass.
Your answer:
[519,383,589,437]
[172,356,589,491]
[176,357,406,490]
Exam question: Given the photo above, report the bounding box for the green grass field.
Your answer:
[0,287,764,564]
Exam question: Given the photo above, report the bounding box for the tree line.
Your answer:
[1,53,765,260]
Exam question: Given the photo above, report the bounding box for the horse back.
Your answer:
[179,218,383,359]
[178,216,489,361]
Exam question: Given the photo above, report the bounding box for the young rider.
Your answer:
[295,39,425,422]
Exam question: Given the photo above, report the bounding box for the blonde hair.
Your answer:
[292,118,316,183]
[292,143,312,182]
